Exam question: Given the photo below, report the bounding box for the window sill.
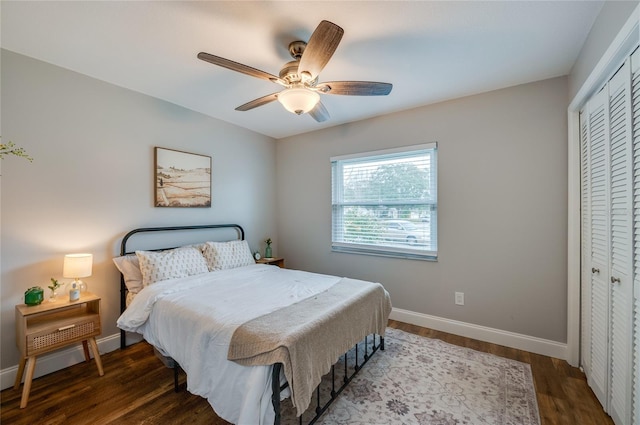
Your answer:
[331,244,437,261]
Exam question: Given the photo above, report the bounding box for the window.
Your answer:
[331,143,437,260]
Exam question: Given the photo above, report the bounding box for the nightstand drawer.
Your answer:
[26,313,100,356]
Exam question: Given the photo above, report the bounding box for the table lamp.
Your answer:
[63,253,93,293]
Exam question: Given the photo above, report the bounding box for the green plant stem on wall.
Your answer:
[0,138,33,162]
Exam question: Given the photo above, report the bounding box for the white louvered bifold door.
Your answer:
[608,60,634,425]
[580,108,593,377]
[582,46,639,425]
[586,87,611,409]
[631,47,640,425]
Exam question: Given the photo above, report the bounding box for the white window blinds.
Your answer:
[331,143,437,260]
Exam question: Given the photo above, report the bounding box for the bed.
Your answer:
[115,224,391,425]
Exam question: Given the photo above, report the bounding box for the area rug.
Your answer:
[281,327,540,425]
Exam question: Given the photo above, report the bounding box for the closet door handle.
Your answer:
[611,276,621,284]
[591,268,600,274]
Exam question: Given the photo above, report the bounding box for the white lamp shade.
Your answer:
[63,253,93,278]
[278,87,320,115]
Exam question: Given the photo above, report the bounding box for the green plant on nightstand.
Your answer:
[47,278,62,301]
[265,238,273,258]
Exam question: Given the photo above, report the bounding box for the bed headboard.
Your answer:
[118,223,245,349]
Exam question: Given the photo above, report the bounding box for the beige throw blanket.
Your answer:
[227,277,392,416]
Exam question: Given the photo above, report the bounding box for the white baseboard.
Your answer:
[390,308,567,360]
[1,333,123,391]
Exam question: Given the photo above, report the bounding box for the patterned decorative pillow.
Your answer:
[113,254,144,294]
[203,240,255,271]
[136,247,209,287]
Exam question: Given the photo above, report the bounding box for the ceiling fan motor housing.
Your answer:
[279,60,318,86]
[279,61,301,84]
[280,41,318,85]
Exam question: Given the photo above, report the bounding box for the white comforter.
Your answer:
[116,264,339,425]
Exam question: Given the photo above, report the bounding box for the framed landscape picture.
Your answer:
[154,147,211,207]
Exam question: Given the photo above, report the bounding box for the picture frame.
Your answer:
[154,147,211,208]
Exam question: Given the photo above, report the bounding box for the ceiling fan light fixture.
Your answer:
[278,87,320,115]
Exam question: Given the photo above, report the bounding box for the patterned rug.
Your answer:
[281,328,540,425]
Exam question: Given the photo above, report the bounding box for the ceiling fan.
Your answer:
[197,20,392,122]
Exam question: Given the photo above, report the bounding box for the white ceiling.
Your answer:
[1,1,603,139]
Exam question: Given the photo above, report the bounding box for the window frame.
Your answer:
[330,143,438,261]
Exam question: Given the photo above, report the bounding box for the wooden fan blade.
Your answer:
[316,81,393,96]
[308,101,329,122]
[198,52,285,84]
[235,92,280,111]
[298,21,344,81]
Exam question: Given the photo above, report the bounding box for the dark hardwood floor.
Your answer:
[1,320,613,425]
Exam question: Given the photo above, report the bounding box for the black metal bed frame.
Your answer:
[272,334,384,425]
[118,224,384,425]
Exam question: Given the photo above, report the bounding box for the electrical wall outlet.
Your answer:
[455,292,464,306]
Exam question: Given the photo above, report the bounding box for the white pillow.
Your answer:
[136,247,209,287]
[113,254,144,294]
[202,240,255,271]
[183,242,206,252]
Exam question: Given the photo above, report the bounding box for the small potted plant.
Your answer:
[47,278,62,301]
[265,238,273,258]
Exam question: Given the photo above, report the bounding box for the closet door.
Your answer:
[587,87,611,409]
[631,47,640,425]
[607,60,633,425]
[581,46,639,425]
[580,108,592,378]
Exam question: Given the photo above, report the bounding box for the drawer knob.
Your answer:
[591,267,600,274]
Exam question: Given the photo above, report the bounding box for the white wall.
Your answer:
[1,50,277,370]
[276,77,568,344]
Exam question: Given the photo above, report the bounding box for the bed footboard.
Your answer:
[161,333,384,423]
[271,333,385,425]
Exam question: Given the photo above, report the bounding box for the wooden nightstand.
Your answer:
[256,257,285,268]
[14,292,104,408]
